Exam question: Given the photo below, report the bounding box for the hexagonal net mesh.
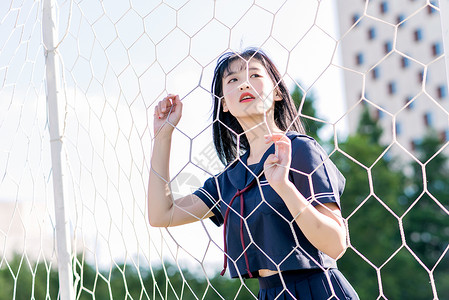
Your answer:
[0,0,448,299]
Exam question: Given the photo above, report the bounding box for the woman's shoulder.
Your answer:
[286,131,332,166]
[286,132,320,150]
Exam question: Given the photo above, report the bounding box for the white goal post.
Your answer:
[42,0,75,299]
[0,0,448,299]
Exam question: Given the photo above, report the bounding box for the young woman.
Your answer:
[148,49,359,299]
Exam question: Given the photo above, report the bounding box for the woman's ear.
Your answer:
[274,89,283,101]
[222,98,229,112]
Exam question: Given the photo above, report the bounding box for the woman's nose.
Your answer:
[239,82,250,90]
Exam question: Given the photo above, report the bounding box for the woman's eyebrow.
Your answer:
[248,67,262,72]
[224,67,262,78]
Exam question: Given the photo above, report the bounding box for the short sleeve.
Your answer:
[193,176,224,226]
[289,137,345,208]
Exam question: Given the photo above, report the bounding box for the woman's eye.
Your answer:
[250,74,261,78]
[228,78,237,83]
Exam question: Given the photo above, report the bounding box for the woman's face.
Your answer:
[221,58,281,119]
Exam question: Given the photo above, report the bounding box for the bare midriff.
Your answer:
[258,269,279,277]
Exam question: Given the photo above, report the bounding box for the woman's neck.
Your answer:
[237,116,283,165]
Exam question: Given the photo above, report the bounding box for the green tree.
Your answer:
[356,105,383,144]
[333,106,435,299]
[71,257,259,300]
[402,131,449,298]
[0,255,59,299]
[291,85,324,142]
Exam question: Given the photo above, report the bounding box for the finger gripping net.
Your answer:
[0,0,448,299]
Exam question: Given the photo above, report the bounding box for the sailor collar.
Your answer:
[225,132,298,190]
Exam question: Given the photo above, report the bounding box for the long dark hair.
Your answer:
[211,48,305,166]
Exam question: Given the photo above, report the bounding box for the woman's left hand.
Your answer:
[263,133,292,189]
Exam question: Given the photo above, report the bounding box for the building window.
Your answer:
[372,67,380,80]
[396,122,402,136]
[432,42,443,56]
[356,52,364,65]
[428,1,438,14]
[437,85,448,99]
[368,27,376,40]
[401,56,410,68]
[380,1,389,13]
[397,14,406,27]
[384,41,393,54]
[411,139,419,151]
[417,71,424,84]
[414,28,423,41]
[388,81,397,94]
[363,91,370,101]
[405,96,415,110]
[424,112,433,127]
[352,13,361,25]
[411,138,423,152]
[376,109,384,120]
[440,129,449,142]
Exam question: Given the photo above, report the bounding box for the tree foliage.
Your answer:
[0,255,259,299]
[291,85,324,142]
[333,106,449,299]
[2,96,448,299]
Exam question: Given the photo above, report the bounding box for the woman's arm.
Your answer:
[263,134,347,260]
[273,182,346,259]
[148,95,213,227]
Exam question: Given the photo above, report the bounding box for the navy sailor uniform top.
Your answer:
[193,132,345,278]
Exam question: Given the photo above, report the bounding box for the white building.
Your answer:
[337,0,448,154]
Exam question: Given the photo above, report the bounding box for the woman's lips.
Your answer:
[240,92,255,103]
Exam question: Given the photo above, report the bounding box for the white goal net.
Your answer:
[0,0,448,299]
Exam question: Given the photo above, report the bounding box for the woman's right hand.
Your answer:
[153,94,183,136]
